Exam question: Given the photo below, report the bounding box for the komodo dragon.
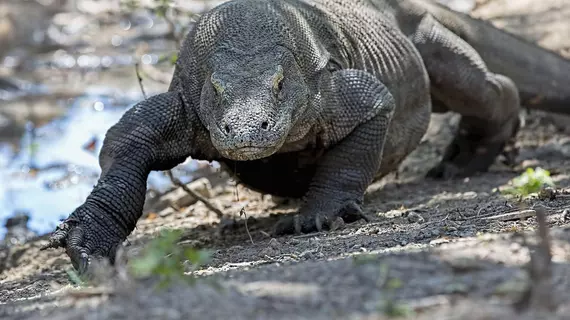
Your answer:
[42,0,570,271]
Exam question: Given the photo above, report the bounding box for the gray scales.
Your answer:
[41,0,570,271]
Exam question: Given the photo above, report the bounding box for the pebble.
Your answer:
[330,217,346,231]
[407,211,425,224]
[159,207,176,218]
[268,238,281,249]
[538,187,556,200]
[259,239,282,257]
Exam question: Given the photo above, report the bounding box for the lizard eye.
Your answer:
[210,72,225,96]
[327,59,342,72]
[273,65,284,98]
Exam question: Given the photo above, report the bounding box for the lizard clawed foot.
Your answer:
[272,200,369,235]
[427,116,520,179]
[426,139,508,179]
[426,162,462,180]
[40,206,123,274]
[40,218,90,274]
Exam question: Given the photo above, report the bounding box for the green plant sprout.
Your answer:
[129,229,211,288]
[501,167,555,198]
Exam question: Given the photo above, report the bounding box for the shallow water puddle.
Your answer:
[0,91,199,238]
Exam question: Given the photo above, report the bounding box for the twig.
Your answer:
[135,62,148,99]
[166,170,224,218]
[259,230,271,238]
[66,286,115,298]
[482,209,536,222]
[420,213,449,229]
[514,206,557,312]
[405,295,451,312]
[292,232,324,239]
[240,207,254,245]
[140,63,172,84]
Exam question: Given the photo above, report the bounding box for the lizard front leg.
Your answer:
[274,69,395,235]
[41,92,198,272]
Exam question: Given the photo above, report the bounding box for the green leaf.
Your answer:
[127,228,210,289]
[129,247,163,277]
[501,167,555,197]
[169,52,178,65]
[185,248,211,265]
[66,268,87,286]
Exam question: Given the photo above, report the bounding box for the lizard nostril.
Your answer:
[261,121,269,130]
[224,124,231,134]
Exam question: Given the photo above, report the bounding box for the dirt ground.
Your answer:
[1,1,570,319]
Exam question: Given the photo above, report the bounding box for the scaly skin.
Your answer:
[42,0,570,271]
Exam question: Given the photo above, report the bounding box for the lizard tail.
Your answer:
[421,2,570,115]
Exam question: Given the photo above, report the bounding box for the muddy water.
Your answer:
[0,90,207,238]
[0,37,191,239]
[0,0,182,238]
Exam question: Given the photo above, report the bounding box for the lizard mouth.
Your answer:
[218,146,279,161]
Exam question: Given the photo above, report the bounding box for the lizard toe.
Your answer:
[272,200,368,235]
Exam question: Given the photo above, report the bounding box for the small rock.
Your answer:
[259,246,278,257]
[462,191,477,199]
[430,237,451,245]
[330,217,346,231]
[1,212,37,247]
[288,238,301,245]
[520,159,540,169]
[268,238,281,249]
[444,226,458,232]
[538,187,556,201]
[158,207,176,218]
[563,209,570,222]
[407,212,425,224]
[308,238,320,245]
[299,251,314,260]
[446,257,488,272]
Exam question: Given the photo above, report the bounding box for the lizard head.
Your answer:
[200,49,310,161]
